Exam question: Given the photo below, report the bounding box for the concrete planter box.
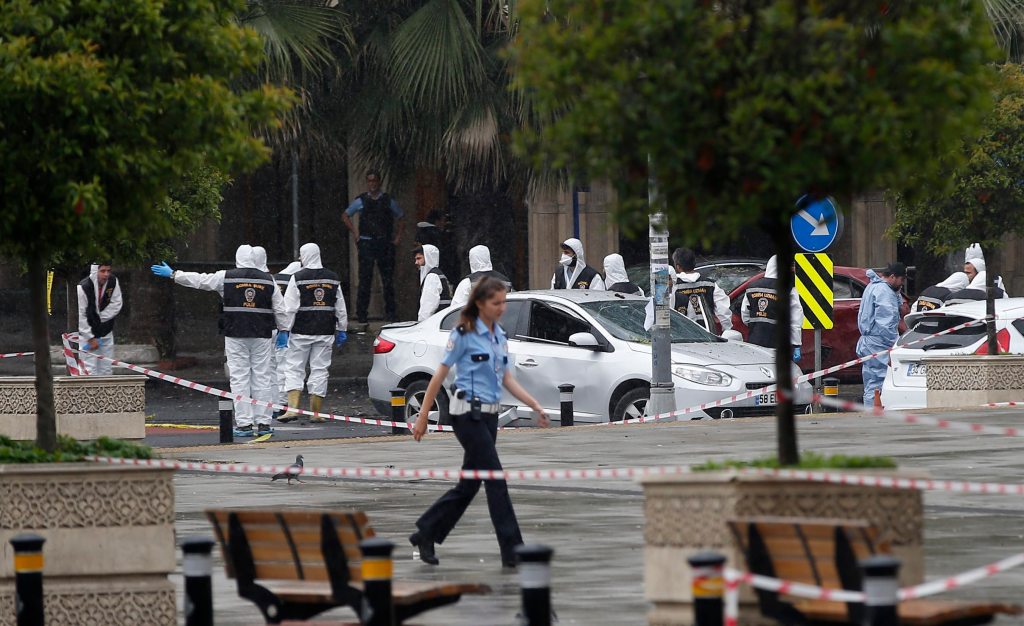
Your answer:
[925,355,1024,407]
[0,375,146,440]
[0,463,176,625]
[640,470,923,626]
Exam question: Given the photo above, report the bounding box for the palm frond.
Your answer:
[984,0,1024,62]
[239,0,352,84]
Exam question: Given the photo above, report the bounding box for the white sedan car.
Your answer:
[882,298,1024,409]
[368,290,811,424]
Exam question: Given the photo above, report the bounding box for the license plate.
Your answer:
[755,392,776,406]
[906,362,927,377]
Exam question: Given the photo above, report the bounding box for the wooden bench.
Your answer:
[207,509,490,624]
[728,517,1021,626]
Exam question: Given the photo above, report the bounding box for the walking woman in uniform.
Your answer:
[410,277,550,568]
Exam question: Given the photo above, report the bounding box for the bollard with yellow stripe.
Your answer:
[359,538,395,626]
[11,533,46,626]
[795,253,834,330]
[688,551,726,626]
[390,388,408,435]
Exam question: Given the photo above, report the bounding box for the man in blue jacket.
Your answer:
[856,262,905,408]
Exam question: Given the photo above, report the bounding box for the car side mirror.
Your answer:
[722,329,743,342]
[568,332,601,349]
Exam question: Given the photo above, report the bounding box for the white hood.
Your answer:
[561,237,587,286]
[966,257,986,276]
[968,270,988,290]
[965,243,985,263]
[936,272,969,291]
[299,243,323,269]
[252,246,269,272]
[235,244,255,269]
[279,261,302,275]
[468,245,493,273]
[420,244,440,283]
[603,253,629,284]
[765,255,778,279]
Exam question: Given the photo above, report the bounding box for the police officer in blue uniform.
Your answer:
[409,277,550,568]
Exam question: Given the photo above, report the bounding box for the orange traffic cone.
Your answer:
[873,389,883,409]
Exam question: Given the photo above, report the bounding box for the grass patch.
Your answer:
[691,451,896,471]
[0,435,153,464]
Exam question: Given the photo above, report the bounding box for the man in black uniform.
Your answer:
[342,170,404,323]
[740,255,804,361]
[551,237,605,290]
[672,248,732,334]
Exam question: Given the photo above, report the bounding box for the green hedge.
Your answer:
[692,451,896,472]
[0,436,153,464]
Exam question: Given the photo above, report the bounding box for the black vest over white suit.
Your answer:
[421,268,452,314]
[291,267,341,336]
[945,286,1005,306]
[359,192,394,240]
[674,273,717,329]
[553,264,599,289]
[744,277,780,348]
[221,268,276,338]
[79,275,118,338]
[607,281,642,295]
[914,285,953,312]
[466,269,513,292]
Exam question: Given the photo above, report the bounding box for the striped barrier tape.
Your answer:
[742,467,1024,497]
[61,334,88,376]
[0,351,33,359]
[816,393,1024,439]
[724,571,740,626]
[723,550,1024,604]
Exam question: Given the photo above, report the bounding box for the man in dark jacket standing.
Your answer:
[342,170,404,323]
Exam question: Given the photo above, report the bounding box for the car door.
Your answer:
[505,299,614,421]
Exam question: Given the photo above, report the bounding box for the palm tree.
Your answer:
[985,0,1024,62]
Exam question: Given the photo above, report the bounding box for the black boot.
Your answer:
[409,532,439,565]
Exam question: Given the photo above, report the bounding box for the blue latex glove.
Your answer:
[793,347,802,363]
[150,262,174,278]
[335,330,348,348]
[276,331,290,350]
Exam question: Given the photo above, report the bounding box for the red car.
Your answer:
[728,266,909,381]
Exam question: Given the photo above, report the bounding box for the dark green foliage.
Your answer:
[0,436,153,464]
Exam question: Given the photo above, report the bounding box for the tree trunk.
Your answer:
[986,251,999,355]
[771,223,799,466]
[29,253,58,452]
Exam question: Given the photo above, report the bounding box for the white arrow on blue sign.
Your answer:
[791,195,841,253]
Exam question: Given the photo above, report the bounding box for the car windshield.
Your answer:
[579,300,722,343]
[897,315,986,350]
[699,265,763,293]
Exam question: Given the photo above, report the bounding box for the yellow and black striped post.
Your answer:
[10,534,45,626]
[688,551,725,626]
[390,388,407,435]
[359,538,394,626]
[795,253,834,331]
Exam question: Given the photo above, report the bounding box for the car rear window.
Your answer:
[898,315,985,350]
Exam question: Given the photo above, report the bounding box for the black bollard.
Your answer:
[182,536,215,626]
[822,377,840,413]
[516,544,554,626]
[558,384,575,427]
[360,538,394,626]
[390,388,407,435]
[218,399,233,443]
[861,555,900,626]
[688,551,725,626]
[10,534,45,626]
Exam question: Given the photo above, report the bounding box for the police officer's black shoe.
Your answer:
[409,532,438,565]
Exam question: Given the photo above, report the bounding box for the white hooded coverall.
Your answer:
[740,255,801,346]
[550,238,606,290]
[417,244,446,321]
[173,245,287,427]
[281,243,348,397]
[77,264,123,375]
[451,245,509,308]
[272,261,302,405]
[602,253,644,295]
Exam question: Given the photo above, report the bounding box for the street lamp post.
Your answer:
[647,211,675,418]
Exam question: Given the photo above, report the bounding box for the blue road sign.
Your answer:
[791,195,841,253]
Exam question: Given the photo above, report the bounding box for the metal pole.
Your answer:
[182,537,215,626]
[814,327,822,412]
[291,149,299,260]
[219,399,233,444]
[861,555,900,626]
[10,534,45,626]
[558,384,575,427]
[390,388,407,435]
[571,186,580,241]
[516,544,554,626]
[688,551,725,626]
[360,538,395,626]
[647,210,676,418]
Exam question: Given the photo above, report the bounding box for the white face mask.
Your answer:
[559,254,574,267]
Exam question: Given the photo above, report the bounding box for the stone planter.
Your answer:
[924,355,1024,407]
[641,470,923,626]
[0,463,176,625]
[0,375,146,440]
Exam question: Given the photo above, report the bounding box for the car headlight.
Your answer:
[672,365,733,387]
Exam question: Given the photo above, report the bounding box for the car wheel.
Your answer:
[404,379,450,427]
[611,387,650,422]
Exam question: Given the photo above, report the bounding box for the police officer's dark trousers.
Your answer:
[356,238,396,321]
[414,413,523,560]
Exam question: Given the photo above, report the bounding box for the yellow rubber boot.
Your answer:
[277,390,302,422]
[310,395,327,423]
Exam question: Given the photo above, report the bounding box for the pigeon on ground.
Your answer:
[271,455,305,484]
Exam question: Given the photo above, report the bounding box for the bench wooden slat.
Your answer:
[797,598,1022,625]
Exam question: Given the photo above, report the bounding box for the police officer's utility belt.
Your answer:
[448,386,501,415]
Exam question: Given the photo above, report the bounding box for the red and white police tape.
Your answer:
[61,333,88,376]
[0,351,33,359]
[722,548,1024,612]
[816,393,1024,439]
